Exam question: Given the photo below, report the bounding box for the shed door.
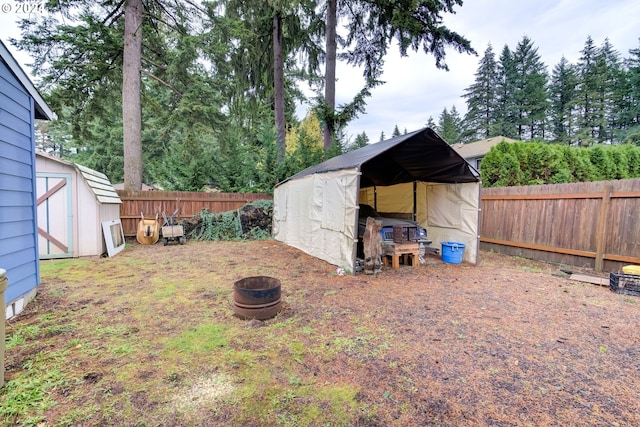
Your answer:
[37,173,74,258]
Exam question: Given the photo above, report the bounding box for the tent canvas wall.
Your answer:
[273,128,481,270]
[1,40,55,319]
[36,152,122,258]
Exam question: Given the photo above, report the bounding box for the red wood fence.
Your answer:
[480,179,640,272]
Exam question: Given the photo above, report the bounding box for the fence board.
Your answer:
[480,179,640,272]
[117,190,272,236]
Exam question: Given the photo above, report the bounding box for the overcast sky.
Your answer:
[2,0,639,143]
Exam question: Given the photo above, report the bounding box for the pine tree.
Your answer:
[618,39,640,143]
[594,38,623,143]
[318,0,476,150]
[392,125,401,137]
[463,44,499,140]
[573,36,600,146]
[549,56,578,144]
[623,39,640,127]
[437,106,462,143]
[495,45,519,139]
[511,36,548,140]
[346,132,370,152]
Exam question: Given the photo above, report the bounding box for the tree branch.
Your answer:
[141,68,183,96]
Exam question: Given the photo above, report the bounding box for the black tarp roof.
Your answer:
[277,127,480,188]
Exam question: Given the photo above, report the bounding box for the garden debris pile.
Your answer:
[183,200,273,241]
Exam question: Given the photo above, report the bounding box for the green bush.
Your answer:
[481,142,640,187]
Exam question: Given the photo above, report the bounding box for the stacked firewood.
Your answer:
[182,201,273,240]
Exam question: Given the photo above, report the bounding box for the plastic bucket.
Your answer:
[441,242,466,264]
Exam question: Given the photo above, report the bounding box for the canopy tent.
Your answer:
[273,127,481,270]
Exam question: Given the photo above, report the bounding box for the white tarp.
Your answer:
[273,168,360,269]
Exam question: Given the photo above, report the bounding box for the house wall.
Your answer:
[0,59,40,312]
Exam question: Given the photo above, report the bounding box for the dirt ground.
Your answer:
[4,239,640,426]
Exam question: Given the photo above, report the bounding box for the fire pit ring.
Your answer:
[233,276,282,320]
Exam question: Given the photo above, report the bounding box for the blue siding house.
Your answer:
[1,40,55,319]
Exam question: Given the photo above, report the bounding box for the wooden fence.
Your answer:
[117,190,272,236]
[480,179,640,272]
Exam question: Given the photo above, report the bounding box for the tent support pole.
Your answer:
[413,181,417,221]
[373,186,377,210]
[352,172,363,274]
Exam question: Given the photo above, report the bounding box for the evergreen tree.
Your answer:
[573,36,600,146]
[594,38,623,143]
[437,106,462,143]
[549,56,578,144]
[622,39,640,128]
[511,36,548,140]
[320,0,476,150]
[495,44,519,139]
[392,125,401,137]
[618,39,640,144]
[353,132,370,149]
[463,44,499,140]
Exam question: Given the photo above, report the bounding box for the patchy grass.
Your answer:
[2,239,639,426]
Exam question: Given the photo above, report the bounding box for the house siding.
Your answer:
[0,59,40,305]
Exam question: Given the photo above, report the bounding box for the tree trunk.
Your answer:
[123,0,143,190]
[273,12,286,163]
[363,217,383,275]
[323,0,337,149]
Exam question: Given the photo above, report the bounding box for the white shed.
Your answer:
[36,152,122,258]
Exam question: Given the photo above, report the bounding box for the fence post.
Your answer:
[594,186,613,272]
[1,268,7,388]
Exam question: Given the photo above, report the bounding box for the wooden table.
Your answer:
[382,242,420,269]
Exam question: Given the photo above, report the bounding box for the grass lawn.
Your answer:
[2,239,639,426]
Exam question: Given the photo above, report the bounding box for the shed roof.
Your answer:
[37,152,121,204]
[452,136,517,159]
[278,127,479,188]
[0,40,55,121]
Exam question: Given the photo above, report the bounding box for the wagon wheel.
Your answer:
[179,236,185,245]
[163,238,168,246]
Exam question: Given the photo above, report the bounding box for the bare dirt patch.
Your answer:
[3,239,639,426]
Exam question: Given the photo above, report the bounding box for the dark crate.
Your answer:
[609,272,640,296]
[392,225,419,243]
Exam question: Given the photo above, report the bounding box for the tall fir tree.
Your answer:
[594,38,623,143]
[548,56,578,144]
[511,36,548,140]
[573,36,601,145]
[623,39,640,127]
[437,106,462,143]
[495,44,519,139]
[463,44,499,140]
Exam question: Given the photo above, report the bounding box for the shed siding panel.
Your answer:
[0,59,40,305]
